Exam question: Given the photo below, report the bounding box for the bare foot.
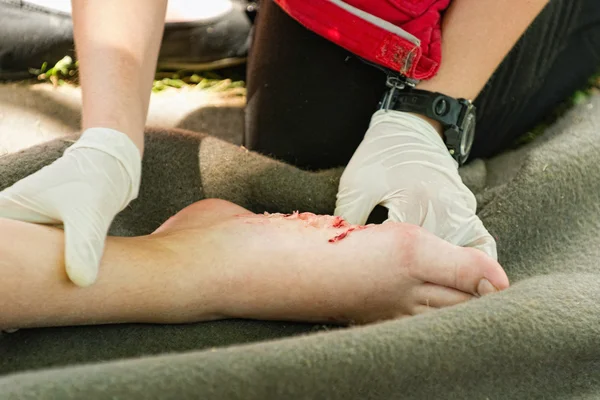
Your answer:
[152,199,509,325]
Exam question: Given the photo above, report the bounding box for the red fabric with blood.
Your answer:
[273,0,451,80]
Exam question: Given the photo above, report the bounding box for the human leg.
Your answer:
[0,213,226,331]
[472,0,600,159]
[1,198,508,330]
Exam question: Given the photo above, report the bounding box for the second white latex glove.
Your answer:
[0,128,142,286]
[335,110,497,259]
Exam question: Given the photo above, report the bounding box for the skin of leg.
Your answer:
[181,204,508,324]
[0,212,228,330]
[0,199,509,330]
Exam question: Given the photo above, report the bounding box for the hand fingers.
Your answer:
[382,192,498,261]
[461,217,498,260]
[62,209,110,287]
[380,193,423,226]
[0,192,61,224]
[334,187,379,226]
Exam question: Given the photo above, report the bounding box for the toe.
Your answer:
[401,227,510,296]
[413,283,475,308]
[411,304,439,316]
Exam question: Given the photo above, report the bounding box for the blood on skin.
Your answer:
[236,211,370,243]
[331,216,348,229]
[328,226,369,243]
[329,230,351,243]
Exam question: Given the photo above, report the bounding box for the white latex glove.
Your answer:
[0,128,142,286]
[335,110,497,260]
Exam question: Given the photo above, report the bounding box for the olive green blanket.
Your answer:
[1,96,600,399]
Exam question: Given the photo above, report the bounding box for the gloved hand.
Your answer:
[335,110,497,259]
[0,128,142,286]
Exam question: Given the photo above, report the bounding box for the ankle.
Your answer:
[147,236,231,324]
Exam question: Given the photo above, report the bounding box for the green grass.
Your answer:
[29,56,78,86]
[29,57,600,145]
[151,71,245,93]
[29,56,246,95]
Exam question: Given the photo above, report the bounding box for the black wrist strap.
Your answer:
[380,88,463,128]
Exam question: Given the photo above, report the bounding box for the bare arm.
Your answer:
[71,0,168,154]
[417,0,550,131]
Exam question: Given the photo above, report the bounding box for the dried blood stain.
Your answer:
[237,211,370,243]
[328,226,369,243]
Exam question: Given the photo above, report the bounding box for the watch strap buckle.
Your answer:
[381,74,417,111]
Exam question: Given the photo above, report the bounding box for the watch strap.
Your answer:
[380,88,463,128]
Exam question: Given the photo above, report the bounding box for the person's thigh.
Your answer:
[471,0,600,159]
[244,0,386,170]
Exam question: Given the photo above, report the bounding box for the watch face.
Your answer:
[460,107,476,162]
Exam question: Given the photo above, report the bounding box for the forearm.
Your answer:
[418,0,550,99]
[0,218,219,330]
[71,0,168,154]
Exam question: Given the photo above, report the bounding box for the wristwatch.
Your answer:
[378,76,477,166]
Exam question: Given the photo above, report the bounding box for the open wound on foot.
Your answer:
[236,211,372,243]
